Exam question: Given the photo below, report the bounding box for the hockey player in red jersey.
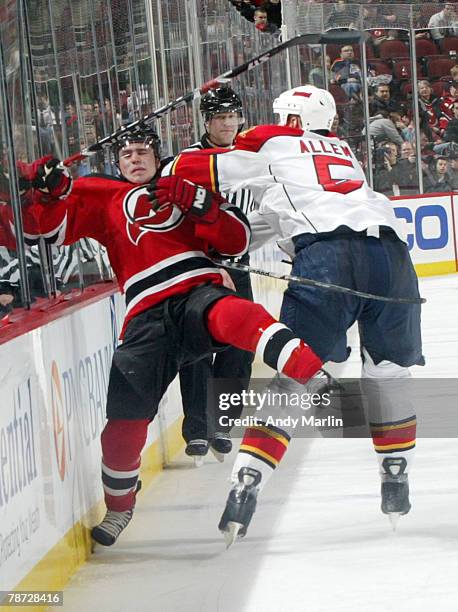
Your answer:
[154,85,423,545]
[25,129,323,546]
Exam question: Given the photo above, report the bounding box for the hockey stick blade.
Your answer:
[215,260,426,305]
[62,31,369,163]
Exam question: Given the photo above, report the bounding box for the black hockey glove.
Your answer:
[148,175,224,224]
[33,157,72,199]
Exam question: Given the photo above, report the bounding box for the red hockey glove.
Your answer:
[33,158,72,199]
[149,175,224,224]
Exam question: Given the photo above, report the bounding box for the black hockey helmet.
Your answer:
[113,126,161,160]
[200,85,244,127]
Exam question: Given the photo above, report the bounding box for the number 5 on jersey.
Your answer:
[313,154,363,195]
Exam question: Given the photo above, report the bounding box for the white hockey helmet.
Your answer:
[273,85,336,131]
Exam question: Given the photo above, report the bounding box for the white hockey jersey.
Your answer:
[166,125,406,256]
[175,134,256,217]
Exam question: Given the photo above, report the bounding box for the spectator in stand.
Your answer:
[423,156,454,192]
[253,7,278,33]
[396,141,420,194]
[331,44,362,100]
[428,3,458,48]
[324,0,359,31]
[93,101,104,140]
[434,101,458,157]
[340,97,365,151]
[439,81,458,132]
[229,0,256,23]
[371,28,406,49]
[451,66,458,82]
[418,130,436,168]
[400,141,416,162]
[309,55,331,89]
[444,101,458,144]
[261,0,282,29]
[364,4,397,37]
[63,102,80,155]
[370,83,399,115]
[36,94,59,156]
[449,156,458,190]
[410,3,431,40]
[331,113,344,138]
[418,80,442,141]
[37,94,56,132]
[368,110,404,149]
[400,111,416,143]
[373,140,401,196]
[104,98,115,134]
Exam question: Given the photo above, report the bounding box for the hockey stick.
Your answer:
[215,260,426,305]
[62,30,368,166]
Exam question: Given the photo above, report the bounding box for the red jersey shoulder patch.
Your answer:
[235,125,303,152]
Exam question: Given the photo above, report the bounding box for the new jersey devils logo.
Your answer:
[123,185,184,245]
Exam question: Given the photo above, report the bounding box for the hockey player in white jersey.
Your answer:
[151,85,423,545]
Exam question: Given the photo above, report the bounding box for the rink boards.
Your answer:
[392,192,458,276]
[0,292,184,601]
[0,191,457,599]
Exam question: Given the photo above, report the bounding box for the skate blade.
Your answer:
[223,521,243,549]
[388,512,402,531]
[210,448,225,463]
[193,456,205,468]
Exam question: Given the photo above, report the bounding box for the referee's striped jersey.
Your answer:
[0,238,103,290]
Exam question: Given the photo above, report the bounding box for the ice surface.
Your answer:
[62,274,458,612]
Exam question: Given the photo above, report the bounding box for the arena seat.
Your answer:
[378,40,409,59]
[426,57,456,80]
[400,82,412,98]
[368,59,392,76]
[329,83,349,104]
[431,81,445,97]
[326,43,342,64]
[415,39,438,58]
[392,59,423,80]
[440,37,458,57]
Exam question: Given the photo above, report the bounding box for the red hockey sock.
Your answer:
[206,295,275,349]
[370,416,417,472]
[101,419,149,511]
[206,296,322,381]
[231,424,291,491]
[281,339,323,382]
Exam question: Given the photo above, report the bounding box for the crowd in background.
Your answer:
[305,3,458,195]
[226,1,457,196]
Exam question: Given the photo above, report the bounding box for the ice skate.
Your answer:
[210,432,232,462]
[380,457,411,530]
[91,481,141,546]
[185,439,209,467]
[218,467,261,548]
[91,509,134,546]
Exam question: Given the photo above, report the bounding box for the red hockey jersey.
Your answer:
[24,174,250,336]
